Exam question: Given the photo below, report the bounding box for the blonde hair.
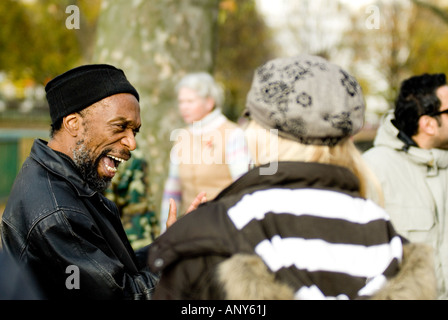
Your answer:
[244,120,384,204]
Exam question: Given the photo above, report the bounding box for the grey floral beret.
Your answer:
[245,54,365,146]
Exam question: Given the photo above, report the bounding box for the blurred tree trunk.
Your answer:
[92,0,220,216]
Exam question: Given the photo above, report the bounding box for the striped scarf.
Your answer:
[227,187,403,299]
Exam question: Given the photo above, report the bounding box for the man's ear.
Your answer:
[63,113,81,137]
[418,115,438,136]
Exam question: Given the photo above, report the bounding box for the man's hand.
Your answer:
[166,191,207,229]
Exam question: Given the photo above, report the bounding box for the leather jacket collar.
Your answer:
[30,139,96,197]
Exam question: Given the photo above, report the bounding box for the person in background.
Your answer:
[159,72,251,233]
[363,73,448,299]
[148,55,436,300]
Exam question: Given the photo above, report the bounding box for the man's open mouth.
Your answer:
[103,154,126,173]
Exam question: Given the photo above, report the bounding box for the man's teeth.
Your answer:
[105,164,118,172]
[109,155,125,163]
[105,155,126,173]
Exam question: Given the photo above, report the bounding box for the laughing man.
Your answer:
[0,65,159,299]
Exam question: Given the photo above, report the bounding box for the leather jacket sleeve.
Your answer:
[18,208,158,300]
[1,140,159,300]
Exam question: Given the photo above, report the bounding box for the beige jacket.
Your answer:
[363,111,448,299]
[178,120,236,213]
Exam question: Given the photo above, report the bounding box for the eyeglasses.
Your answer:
[428,109,448,117]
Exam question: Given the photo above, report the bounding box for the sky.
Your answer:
[254,0,359,58]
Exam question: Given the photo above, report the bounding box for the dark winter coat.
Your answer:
[1,139,158,299]
[148,161,436,300]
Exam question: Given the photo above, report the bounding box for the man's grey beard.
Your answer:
[72,140,111,193]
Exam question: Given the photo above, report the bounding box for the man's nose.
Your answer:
[121,130,137,151]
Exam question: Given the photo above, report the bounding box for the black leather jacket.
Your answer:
[1,139,158,299]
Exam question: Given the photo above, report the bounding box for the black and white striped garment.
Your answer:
[227,187,403,300]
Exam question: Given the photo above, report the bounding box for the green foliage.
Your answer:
[406,2,448,76]
[0,0,100,85]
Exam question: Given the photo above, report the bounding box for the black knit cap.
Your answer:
[45,64,140,125]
